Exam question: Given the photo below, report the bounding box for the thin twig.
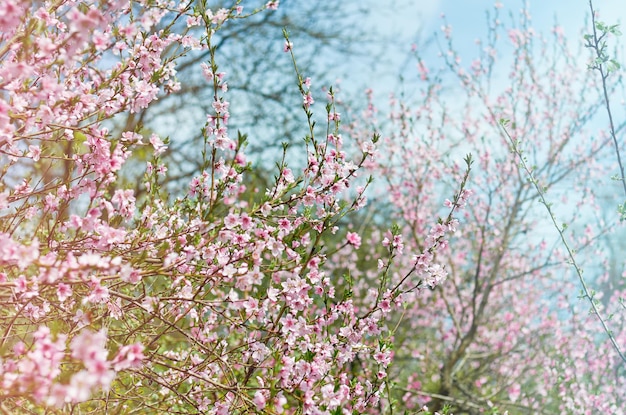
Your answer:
[587,0,626,198]
[501,122,626,365]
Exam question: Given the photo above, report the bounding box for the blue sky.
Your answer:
[386,0,624,45]
[357,0,626,97]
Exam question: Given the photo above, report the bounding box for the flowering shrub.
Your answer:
[0,0,471,413]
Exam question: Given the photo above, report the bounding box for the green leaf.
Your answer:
[609,24,622,36]
[73,130,87,144]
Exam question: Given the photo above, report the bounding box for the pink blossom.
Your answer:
[86,278,109,303]
[346,231,362,248]
[57,283,72,302]
[112,343,145,371]
[27,145,41,161]
[206,8,229,25]
[71,329,108,363]
[149,133,167,156]
[253,390,266,410]
[66,370,98,403]
[303,92,314,108]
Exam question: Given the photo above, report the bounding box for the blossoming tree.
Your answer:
[0,0,470,413]
[339,3,626,413]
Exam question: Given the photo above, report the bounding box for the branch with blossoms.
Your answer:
[396,155,473,294]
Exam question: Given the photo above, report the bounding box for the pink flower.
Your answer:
[112,343,145,371]
[149,133,167,156]
[508,383,521,402]
[111,189,136,219]
[379,299,391,313]
[67,370,98,403]
[206,8,229,25]
[303,92,314,108]
[278,218,292,232]
[57,283,72,302]
[361,140,376,154]
[224,213,240,229]
[186,15,200,27]
[253,390,267,410]
[346,232,362,248]
[86,278,109,303]
[212,99,229,113]
[373,348,392,367]
[27,145,41,161]
[119,265,141,284]
[200,62,214,81]
[0,1,24,32]
[71,329,108,364]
